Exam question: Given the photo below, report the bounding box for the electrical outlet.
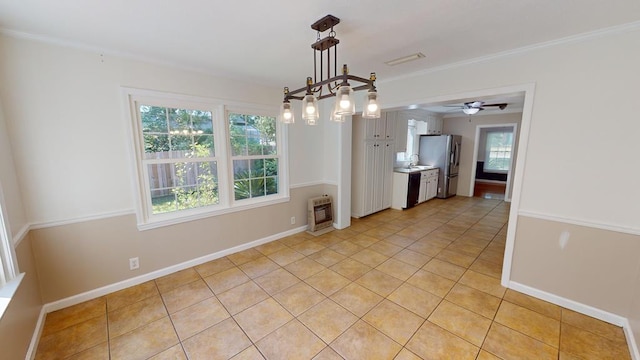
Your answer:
[290,216,296,225]
[129,257,139,270]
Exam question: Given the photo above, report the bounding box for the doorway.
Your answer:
[470,123,519,202]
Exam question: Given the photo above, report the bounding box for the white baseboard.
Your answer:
[622,317,640,360]
[509,281,639,360]
[25,307,47,360]
[38,224,307,312]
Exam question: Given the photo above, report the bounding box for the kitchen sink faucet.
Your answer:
[408,154,419,167]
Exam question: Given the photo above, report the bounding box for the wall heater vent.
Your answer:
[307,195,334,235]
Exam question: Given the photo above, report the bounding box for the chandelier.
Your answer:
[280,15,380,125]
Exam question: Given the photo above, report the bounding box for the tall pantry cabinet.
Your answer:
[351,112,396,218]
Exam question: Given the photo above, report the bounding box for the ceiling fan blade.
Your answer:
[481,103,508,110]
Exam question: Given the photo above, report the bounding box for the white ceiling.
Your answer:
[1,0,639,112]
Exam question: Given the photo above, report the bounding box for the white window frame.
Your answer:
[0,182,22,320]
[484,130,513,174]
[124,88,289,230]
[226,107,283,204]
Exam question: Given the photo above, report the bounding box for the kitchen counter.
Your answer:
[394,165,437,173]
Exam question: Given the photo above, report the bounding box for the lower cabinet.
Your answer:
[425,169,439,201]
[426,170,439,200]
[391,169,439,210]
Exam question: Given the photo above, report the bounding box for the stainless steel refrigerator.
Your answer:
[418,134,462,198]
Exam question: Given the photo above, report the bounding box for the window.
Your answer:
[0,184,22,320]
[126,89,288,229]
[141,105,219,214]
[229,113,278,201]
[484,131,513,172]
[0,186,16,288]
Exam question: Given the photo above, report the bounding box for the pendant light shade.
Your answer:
[333,85,355,116]
[362,90,381,119]
[280,101,295,124]
[302,94,319,125]
[330,110,345,122]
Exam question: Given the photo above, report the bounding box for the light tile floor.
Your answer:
[35,197,631,359]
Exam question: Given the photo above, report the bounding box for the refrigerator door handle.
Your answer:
[450,148,455,166]
[454,143,460,167]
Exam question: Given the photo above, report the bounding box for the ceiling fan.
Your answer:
[449,101,508,115]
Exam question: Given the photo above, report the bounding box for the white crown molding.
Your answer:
[380,20,640,85]
[0,28,268,88]
[518,209,640,236]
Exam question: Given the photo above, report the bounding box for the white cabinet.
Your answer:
[418,172,428,203]
[418,169,439,203]
[416,120,428,135]
[364,111,395,140]
[426,169,439,201]
[353,114,395,218]
[393,112,408,153]
[398,110,442,135]
[427,115,443,135]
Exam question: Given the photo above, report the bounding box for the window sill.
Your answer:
[0,273,25,321]
[137,195,290,231]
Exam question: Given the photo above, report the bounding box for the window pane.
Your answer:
[265,158,278,176]
[148,161,219,214]
[175,185,198,210]
[147,163,176,189]
[250,159,265,177]
[233,160,250,178]
[143,134,170,159]
[193,135,215,157]
[265,177,278,195]
[151,189,176,214]
[140,105,168,133]
[169,108,191,133]
[234,180,250,200]
[191,110,213,135]
[230,134,247,156]
[170,135,192,153]
[251,179,265,197]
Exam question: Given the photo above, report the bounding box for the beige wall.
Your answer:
[512,216,640,316]
[0,59,41,359]
[0,235,43,359]
[31,185,323,302]
[381,26,640,341]
[442,113,522,197]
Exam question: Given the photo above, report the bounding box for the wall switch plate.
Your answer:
[129,257,139,270]
[290,216,296,225]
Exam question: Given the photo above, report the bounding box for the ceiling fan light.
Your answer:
[302,94,319,125]
[362,90,381,119]
[462,107,480,115]
[333,85,355,115]
[280,101,295,124]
